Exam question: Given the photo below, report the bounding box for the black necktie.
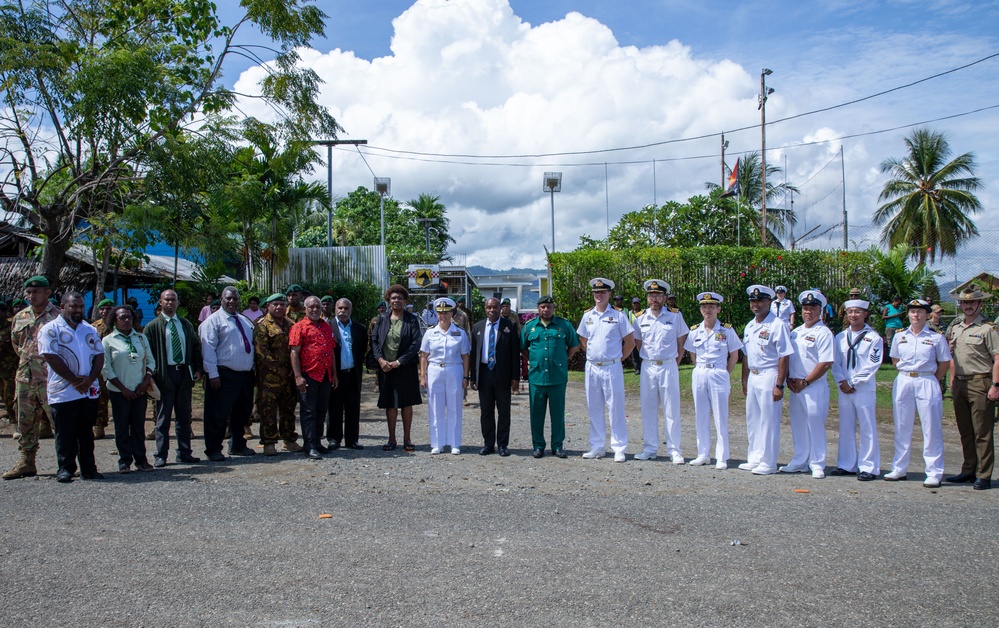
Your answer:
[846,330,868,369]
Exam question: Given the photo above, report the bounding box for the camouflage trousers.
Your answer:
[95,375,109,428]
[16,380,54,453]
[0,370,15,422]
[254,383,299,444]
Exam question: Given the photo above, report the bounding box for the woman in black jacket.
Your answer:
[371,284,423,451]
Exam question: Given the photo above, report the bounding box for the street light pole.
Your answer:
[543,172,562,252]
[416,217,435,254]
[312,139,367,247]
[759,68,774,246]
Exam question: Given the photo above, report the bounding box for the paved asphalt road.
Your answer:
[1,381,996,626]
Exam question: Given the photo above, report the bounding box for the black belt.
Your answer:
[166,364,187,370]
[340,367,355,373]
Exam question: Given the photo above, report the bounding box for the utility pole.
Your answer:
[312,139,367,247]
[759,69,774,246]
[416,217,436,254]
[840,145,848,249]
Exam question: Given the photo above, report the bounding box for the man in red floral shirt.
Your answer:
[290,296,338,460]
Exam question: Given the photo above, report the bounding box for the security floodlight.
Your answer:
[374,177,391,196]
[543,172,562,193]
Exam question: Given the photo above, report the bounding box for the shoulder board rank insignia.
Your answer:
[583,306,594,313]
[668,307,679,313]
[723,323,732,328]
[691,322,701,330]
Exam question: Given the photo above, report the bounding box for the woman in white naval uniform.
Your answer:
[886,299,951,487]
[632,279,689,464]
[683,292,742,470]
[829,298,883,481]
[770,285,795,327]
[740,285,795,475]
[780,290,835,479]
[419,298,471,455]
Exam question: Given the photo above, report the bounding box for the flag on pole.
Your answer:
[720,161,740,197]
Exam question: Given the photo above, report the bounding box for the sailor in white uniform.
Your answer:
[770,285,795,327]
[419,298,471,455]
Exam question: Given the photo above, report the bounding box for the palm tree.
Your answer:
[405,193,455,258]
[706,151,798,246]
[868,243,942,306]
[874,128,982,264]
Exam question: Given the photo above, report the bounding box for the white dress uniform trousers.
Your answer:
[684,323,742,463]
[634,309,689,457]
[831,325,883,474]
[578,307,634,454]
[786,322,835,472]
[742,313,795,473]
[420,325,470,450]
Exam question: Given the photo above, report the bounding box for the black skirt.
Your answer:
[376,361,422,409]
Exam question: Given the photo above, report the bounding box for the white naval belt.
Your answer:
[899,370,934,378]
[587,358,619,366]
[645,359,676,366]
[430,362,462,367]
[695,362,723,369]
[749,367,777,375]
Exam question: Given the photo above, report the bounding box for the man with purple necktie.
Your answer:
[199,286,256,461]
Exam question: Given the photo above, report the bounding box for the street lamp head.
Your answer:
[767,87,775,95]
[543,172,562,193]
[762,68,773,76]
[374,177,391,196]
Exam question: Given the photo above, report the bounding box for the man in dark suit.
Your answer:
[143,289,203,467]
[470,297,520,456]
[327,298,368,450]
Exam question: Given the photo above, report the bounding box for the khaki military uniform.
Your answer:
[0,316,18,423]
[286,308,306,324]
[12,303,60,452]
[91,317,115,432]
[253,314,299,446]
[947,316,999,479]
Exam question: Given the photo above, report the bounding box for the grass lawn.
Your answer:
[569,362,958,426]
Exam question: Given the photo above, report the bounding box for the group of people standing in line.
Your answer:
[2,271,996,492]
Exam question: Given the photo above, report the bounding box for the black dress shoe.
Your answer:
[206,452,227,462]
[326,442,341,451]
[153,457,167,468]
[316,444,331,454]
[553,448,567,458]
[857,471,877,481]
[56,468,74,483]
[829,467,855,476]
[945,472,976,483]
[498,447,510,457]
[479,446,495,456]
[973,478,991,490]
[118,463,131,473]
[532,448,544,459]
[176,454,201,464]
[228,447,255,457]
[349,442,364,450]
[306,449,323,460]
[81,471,104,480]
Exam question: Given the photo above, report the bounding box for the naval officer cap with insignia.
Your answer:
[906,298,932,312]
[697,291,724,305]
[643,279,669,294]
[589,277,615,291]
[434,297,456,312]
[746,284,776,301]
[798,289,827,308]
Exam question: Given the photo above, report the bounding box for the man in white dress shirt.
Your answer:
[632,279,689,463]
[577,278,635,462]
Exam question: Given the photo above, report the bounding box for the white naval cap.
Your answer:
[746,284,776,300]
[906,298,931,312]
[843,299,870,310]
[643,279,669,294]
[775,285,788,293]
[798,289,827,308]
[433,297,456,312]
[697,291,723,305]
[589,277,615,291]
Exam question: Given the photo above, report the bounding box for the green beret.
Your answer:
[211,299,220,306]
[49,297,59,306]
[285,283,303,294]
[377,301,387,309]
[500,298,511,305]
[24,275,49,288]
[263,293,286,306]
[97,298,115,308]
[11,299,26,307]
[320,295,334,303]
[537,295,554,305]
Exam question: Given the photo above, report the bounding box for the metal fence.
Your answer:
[251,246,387,292]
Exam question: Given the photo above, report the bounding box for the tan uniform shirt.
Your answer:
[947,315,999,376]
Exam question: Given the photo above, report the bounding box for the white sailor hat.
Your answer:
[589,277,615,291]
[697,291,723,305]
[747,284,776,300]
[433,297,456,312]
[644,279,669,294]
[906,298,931,312]
[775,285,788,293]
[843,299,870,310]
[798,289,827,308]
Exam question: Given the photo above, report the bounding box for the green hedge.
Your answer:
[551,246,876,333]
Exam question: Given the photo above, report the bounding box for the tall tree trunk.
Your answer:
[39,208,73,291]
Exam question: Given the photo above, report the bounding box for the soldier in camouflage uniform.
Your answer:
[0,303,18,425]
[91,298,116,438]
[253,293,301,455]
[3,276,61,480]
[285,284,306,323]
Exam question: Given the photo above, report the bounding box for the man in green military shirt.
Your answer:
[944,288,999,490]
[253,293,302,455]
[91,298,116,439]
[3,276,61,480]
[285,284,306,323]
[520,295,579,458]
[0,302,18,426]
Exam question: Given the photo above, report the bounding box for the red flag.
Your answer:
[720,161,740,197]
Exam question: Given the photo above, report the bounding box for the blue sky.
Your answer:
[217,0,999,276]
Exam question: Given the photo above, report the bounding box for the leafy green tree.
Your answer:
[867,244,942,308]
[0,0,340,286]
[706,151,798,246]
[874,128,982,264]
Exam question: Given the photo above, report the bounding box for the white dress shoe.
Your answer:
[811,469,825,479]
[737,462,758,471]
[688,456,709,466]
[715,461,728,470]
[752,466,775,475]
[451,447,461,455]
[884,470,907,480]
[634,451,657,461]
[614,452,626,463]
[671,454,685,465]
[923,477,941,488]
[581,449,604,459]
[778,464,808,473]
[430,447,442,455]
